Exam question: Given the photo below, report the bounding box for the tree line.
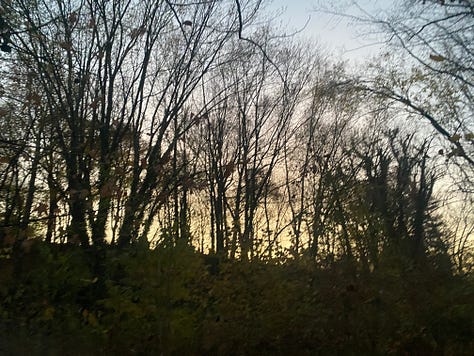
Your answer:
[0,0,472,271]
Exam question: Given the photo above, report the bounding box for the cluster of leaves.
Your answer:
[0,242,473,355]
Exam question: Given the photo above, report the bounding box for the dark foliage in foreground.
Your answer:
[0,242,473,355]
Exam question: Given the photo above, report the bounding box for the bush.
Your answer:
[0,242,472,355]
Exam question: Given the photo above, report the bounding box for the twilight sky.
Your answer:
[265,0,395,61]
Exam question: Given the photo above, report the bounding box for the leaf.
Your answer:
[447,147,463,158]
[43,306,55,320]
[464,133,474,141]
[449,134,461,142]
[429,54,445,62]
[87,312,99,327]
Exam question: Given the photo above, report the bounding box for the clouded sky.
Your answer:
[265,0,394,61]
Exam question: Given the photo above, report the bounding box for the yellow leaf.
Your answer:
[43,306,55,320]
[87,313,99,326]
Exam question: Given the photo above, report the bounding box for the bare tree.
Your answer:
[283,63,358,261]
[327,0,474,179]
[4,0,264,247]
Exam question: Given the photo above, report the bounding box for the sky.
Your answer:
[265,0,394,62]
